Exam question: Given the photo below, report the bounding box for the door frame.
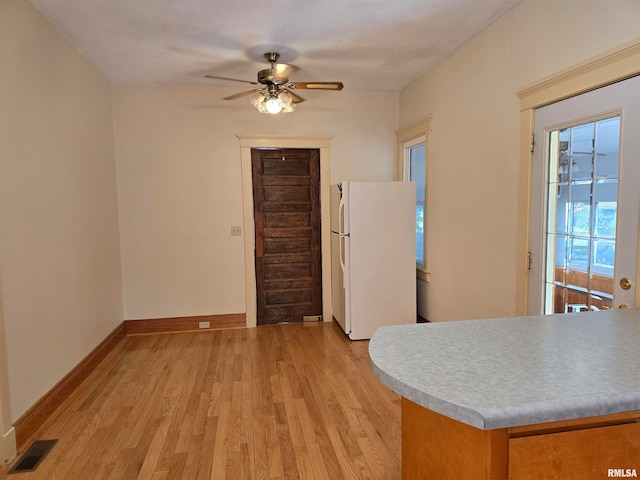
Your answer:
[238,134,333,328]
[516,37,640,315]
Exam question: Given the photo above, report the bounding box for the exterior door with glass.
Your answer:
[529,75,640,315]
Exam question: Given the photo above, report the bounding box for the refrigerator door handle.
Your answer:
[338,195,346,273]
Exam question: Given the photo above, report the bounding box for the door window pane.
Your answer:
[594,117,620,179]
[595,200,617,238]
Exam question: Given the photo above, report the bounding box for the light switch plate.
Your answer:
[231,225,242,236]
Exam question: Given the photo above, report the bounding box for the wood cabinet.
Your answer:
[402,398,640,480]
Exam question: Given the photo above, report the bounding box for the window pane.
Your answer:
[594,198,617,238]
[568,237,589,264]
[568,199,590,235]
[408,142,426,267]
[594,117,620,179]
[557,129,570,182]
[416,205,424,264]
[593,239,615,267]
[410,144,426,202]
[551,183,569,235]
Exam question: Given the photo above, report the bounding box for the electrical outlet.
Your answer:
[231,225,242,236]
[198,321,210,329]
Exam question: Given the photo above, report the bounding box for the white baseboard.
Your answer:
[0,427,16,465]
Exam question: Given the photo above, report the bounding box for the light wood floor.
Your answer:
[1,322,401,479]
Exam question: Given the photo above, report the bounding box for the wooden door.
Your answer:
[252,148,322,325]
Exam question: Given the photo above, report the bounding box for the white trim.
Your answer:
[396,118,432,143]
[0,427,15,465]
[518,37,640,110]
[238,134,333,327]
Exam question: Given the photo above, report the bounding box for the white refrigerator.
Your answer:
[330,181,417,340]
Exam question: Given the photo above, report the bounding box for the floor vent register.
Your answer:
[8,439,58,474]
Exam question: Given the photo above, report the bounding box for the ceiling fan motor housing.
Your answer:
[257,68,288,85]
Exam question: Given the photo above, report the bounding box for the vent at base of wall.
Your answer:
[8,439,58,474]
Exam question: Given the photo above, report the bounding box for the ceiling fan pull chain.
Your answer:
[282,116,286,161]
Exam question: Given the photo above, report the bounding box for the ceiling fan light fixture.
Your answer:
[251,90,295,115]
[279,91,293,105]
[265,95,284,114]
[207,51,341,114]
[281,102,295,113]
[250,92,267,113]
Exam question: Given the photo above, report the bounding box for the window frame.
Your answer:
[396,118,431,281]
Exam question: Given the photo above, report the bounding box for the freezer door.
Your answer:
[330,184,342,233]
[346,181,416,340]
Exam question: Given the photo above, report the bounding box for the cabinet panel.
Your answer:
[401,398,509,480]
[509,422,640,479]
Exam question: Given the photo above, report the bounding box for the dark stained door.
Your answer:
[252,148,322,325]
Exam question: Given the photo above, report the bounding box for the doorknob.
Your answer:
[620,277,632,291]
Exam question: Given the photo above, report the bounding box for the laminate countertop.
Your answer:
[369,309,640,430]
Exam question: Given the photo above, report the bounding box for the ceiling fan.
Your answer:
[204,52,344,114]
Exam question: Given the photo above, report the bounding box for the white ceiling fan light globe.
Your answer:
[250,91,264,107]
[279,91,293,105]
[282,102,295,113]
[265,96,283,114]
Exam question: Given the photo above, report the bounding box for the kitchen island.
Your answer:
[369,309,640,479]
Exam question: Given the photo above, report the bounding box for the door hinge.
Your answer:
[527,251,532,270]
[530,133,535,153]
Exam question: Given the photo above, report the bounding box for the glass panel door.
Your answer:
[544,117,619,314]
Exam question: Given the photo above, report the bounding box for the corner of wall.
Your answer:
[0,428,16,465]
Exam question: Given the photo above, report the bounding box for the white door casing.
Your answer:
[238,134,333,328]
[516,39,640,316]
[529,76,640,314]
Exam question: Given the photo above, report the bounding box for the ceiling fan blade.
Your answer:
[289,82,344,91]
[204,75,259,85]
[223,89,261,100]
[283,88,305,104]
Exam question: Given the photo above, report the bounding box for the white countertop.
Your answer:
[369,309,640,430]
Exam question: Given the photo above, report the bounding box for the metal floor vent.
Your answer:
[8,439,58,474]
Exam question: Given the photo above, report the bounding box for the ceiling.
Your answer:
[29,0,522,91]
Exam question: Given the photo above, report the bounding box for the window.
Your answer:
[397,119,431,278]
[405,138,426,269]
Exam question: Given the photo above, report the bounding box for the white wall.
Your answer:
[112,85,398,320]
[0,0,123,419]
[401,0,640,322]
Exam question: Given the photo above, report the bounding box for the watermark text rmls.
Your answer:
[608,469,638,478]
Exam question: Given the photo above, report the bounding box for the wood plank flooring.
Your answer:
[0,322,401,479]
